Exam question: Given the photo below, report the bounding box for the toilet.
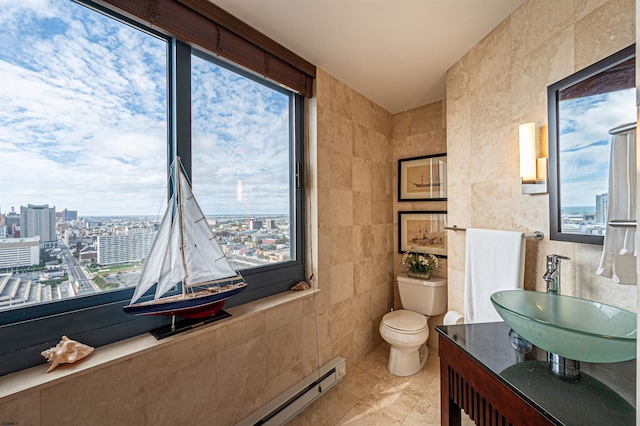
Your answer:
[379,275,447,376]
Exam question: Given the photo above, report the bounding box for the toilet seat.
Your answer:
[382,310,427,333]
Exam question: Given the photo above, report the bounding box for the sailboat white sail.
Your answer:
[129,194,175,304]
[124,159,247,318]
[179,170,238,287]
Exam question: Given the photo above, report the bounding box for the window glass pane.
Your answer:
[191,53,293,270]
[0,1,167,311]
[558,86,636,236]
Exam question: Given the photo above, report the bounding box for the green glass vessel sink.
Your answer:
[491,290,637,363]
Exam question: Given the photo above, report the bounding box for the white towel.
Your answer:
[597,130,636,285]
[464,228,525,323]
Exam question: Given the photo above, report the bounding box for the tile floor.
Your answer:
[289,342,474,425]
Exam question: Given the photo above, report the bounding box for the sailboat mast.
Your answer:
[175,158,190,297]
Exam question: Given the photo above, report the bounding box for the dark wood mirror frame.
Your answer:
[548,44,636,245]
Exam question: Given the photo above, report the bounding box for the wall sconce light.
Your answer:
[519,122,548,194]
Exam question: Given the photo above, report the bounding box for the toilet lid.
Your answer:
[383,310,427,332]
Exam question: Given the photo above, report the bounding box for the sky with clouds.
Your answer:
[0,0,291,217]
[558,88,636,209]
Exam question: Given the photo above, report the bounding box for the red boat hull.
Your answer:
[123,284,246,318]
[131,300,226,318]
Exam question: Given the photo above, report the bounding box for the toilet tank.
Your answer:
[397,275,447,316]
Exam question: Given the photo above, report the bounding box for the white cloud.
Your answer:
[558,89,636,207]
[191,55,291,215]
[1,1,290,217]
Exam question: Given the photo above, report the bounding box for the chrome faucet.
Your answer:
[542,254,580,378]
[543,254,570,294]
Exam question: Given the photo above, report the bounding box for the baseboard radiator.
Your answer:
[238,356,346,426]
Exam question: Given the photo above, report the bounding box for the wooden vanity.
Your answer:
[437,322,636,426]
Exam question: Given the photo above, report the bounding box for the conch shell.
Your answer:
[291,280,310,291]
[41,336,94,373]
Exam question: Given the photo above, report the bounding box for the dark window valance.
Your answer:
[99,0,315,97]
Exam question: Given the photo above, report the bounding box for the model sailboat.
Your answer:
[123,159,247,319]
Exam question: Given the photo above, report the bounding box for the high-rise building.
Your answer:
[62,209,78,222]
[5,207,20,238]
[97,231,156,266]
[265,219,277,229]
[596,193,608,225]
[249,219,263,230]
[20,204,56,243]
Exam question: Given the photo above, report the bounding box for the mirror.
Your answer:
[548,45,636,244]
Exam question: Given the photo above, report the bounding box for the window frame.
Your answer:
[0,0,305,376]
[547,44,635,244]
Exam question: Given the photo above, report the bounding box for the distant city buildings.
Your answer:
[596,193,608,225]
[97,229,156,266]
[5,208,20,238]
[0,272,62,308]
[62,209,78,222]
[249,219,263,230]
[79,246,98,263]
[0,236,40,269]
[561,193,608,236]
[249,218,279,231]
[20,204,56,244]
[0,208,290,310]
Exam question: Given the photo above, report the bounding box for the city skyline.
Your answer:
[0,206,290,220]
[0,211,292,309]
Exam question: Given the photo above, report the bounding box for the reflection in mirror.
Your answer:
[548,45,636,244]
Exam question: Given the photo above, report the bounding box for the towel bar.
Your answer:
[444,225,544,240]
[608,220,637,228]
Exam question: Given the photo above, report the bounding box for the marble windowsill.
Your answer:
[0,288,320,402]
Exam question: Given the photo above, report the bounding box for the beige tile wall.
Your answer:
[308,69,395,367]
[307,71,449,361]
[392,101,448,347]
[446,0,638,315]
[0,295,319,425]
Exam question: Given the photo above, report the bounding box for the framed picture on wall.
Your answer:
[398,211,447,257]
[398,153,447,201]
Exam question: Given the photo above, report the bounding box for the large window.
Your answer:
[0,0,305,375]
[191,51,295,269]
[0,0,168,304]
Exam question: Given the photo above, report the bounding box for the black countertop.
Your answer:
[437,322,636,426]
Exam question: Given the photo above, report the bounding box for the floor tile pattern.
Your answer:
[289,343,474,425]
